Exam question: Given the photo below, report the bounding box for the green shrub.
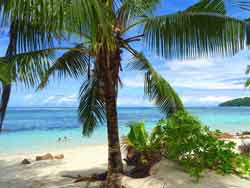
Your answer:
[157,110,249,180]
[123,121,162,166]
[235,154,250,177]
[124,111,250,180]
[127,121,149,152]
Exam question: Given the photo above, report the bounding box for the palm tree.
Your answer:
[38,1,248,187]
[0,0,105,131]
[0,0,248,187]
[0,23,16,131]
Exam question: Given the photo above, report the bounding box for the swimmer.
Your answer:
[63,136,67,143]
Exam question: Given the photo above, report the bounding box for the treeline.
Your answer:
[219,97,250,106]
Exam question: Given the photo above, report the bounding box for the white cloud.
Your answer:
[181,95,195,103]
[159,52,250,91]
[24,94,33,101]
[42,94,77,105]
[180,95,236,106]
[57,94,77,103]
[42,96,58,104]
[123,74,144,88]
[198,96,234,103]
[117,96,152,106]
[168,58,214,70]
[173,80,244,90]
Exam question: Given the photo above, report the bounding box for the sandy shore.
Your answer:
[0,145,108,188]
[1,144,250,188]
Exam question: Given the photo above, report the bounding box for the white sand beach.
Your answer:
[1,143,250,188]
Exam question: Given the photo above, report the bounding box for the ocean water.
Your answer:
[1,107,250,154]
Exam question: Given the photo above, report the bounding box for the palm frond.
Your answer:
[68,0,116,51]
[78,75,106,136]
[117,0,160,30]
[245,79,250,88]
[0,62,11,84]
[0,49,55,87]
[144,12,248,59]
[126,48,184,115]
[38,45,89,89]
[185,0,225,14]
[245,65,250,88]
[234,0,250,11]
[0,0,112,52]
[0,0,66,52]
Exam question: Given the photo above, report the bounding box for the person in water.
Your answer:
[58,136,70,143]
[63,136,67,142]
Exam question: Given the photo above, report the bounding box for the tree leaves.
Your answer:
[185,0,226,14]
[78,75,106,136]
[127,50,184,116]
[0,62,11,84]
[144,13,247,59]
[38,45,89,89]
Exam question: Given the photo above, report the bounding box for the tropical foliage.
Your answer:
[219,97,250,106]
[0,63,11,84]
[0,0,249,187]
[122,121,162,157]
[122,121,163,177]
[124,111,250,180]
[158,111,237,180]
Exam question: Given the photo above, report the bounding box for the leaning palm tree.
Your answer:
[0,0,249,187]
[0,23,17,130]
[0,0,105,131]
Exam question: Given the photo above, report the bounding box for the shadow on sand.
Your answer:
[0,159,250,188]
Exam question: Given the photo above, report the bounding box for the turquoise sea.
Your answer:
[1,107,250,154]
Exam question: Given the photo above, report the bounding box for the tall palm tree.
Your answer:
[0,0,248,187]
[38,1,248,187]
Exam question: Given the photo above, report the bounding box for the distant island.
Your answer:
[219,97,250,106]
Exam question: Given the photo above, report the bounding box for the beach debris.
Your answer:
[239,143,250,154]
[36,153,54,161]
[54,154,64,160]
[241,131,250,136]
[62,172,107,183]
[217,132,235,139]
[21,158,31,165]
[239,135,250,140]
[35,153,65,161]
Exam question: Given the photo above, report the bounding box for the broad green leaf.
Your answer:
[0,63,11,84]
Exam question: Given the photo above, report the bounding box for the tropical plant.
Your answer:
[122,121,163,155]
[121,121,163,177]
[125,111,250,180]
[0,0,249,187]
[157,110,250,180]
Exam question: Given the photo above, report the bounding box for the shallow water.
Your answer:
[1,107,250,154]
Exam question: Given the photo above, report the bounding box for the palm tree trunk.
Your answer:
[99,46,123,188]
[0,22,17,131]
[105,89,123,188]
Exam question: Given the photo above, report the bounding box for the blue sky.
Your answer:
[2,0,250,107]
